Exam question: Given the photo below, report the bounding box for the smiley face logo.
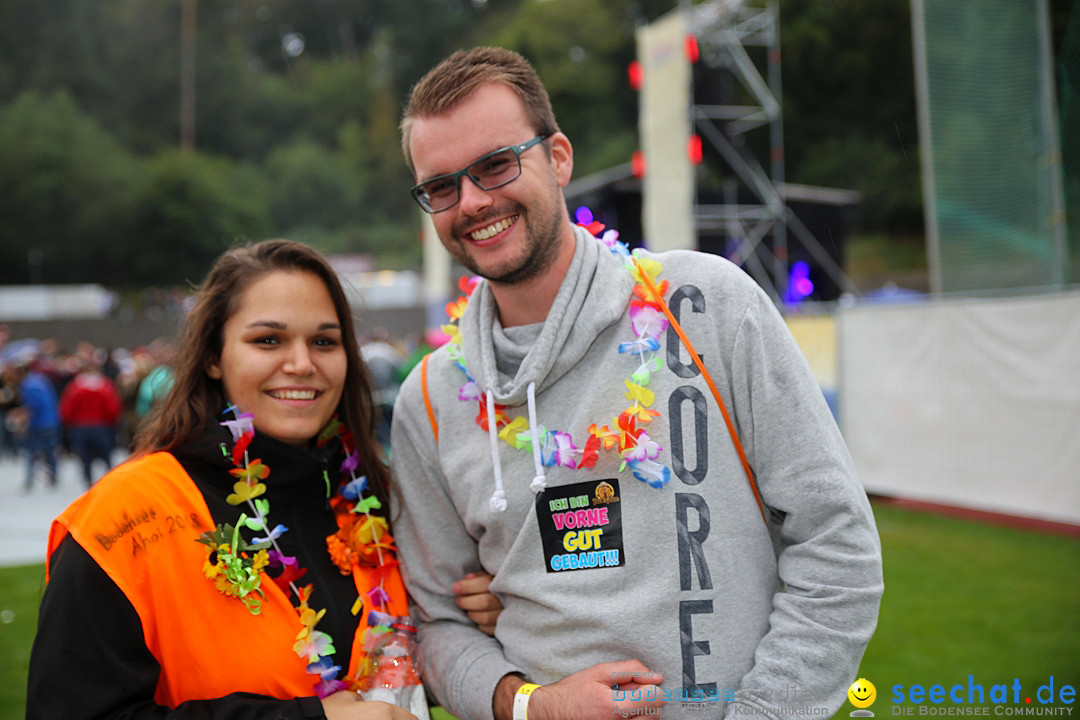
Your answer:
[848,678,877,709]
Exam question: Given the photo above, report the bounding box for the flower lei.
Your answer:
[442,219,673,489]
[197,407,400,697]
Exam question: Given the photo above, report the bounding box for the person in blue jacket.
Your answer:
[12,354,62,490]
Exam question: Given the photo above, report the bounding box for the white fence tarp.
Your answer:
[838,290,1080,524]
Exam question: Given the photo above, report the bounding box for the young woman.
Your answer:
[26,240,500,720]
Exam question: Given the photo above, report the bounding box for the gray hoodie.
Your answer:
[390,226,883,720]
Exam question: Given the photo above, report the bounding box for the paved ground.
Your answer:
[0,451,126,568]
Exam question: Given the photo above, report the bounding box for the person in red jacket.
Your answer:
[59,357,124,487]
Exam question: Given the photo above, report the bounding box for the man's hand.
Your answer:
[321,692,418,720]
[493,661,665,720]
[452,572,503,636]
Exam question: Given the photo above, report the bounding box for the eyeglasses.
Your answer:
[410,135,550,213]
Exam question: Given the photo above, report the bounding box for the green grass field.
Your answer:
[844,502,1080,714]
[3,501,1078,719]
[0,561,44,720]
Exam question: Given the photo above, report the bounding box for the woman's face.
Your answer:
[207,270,347,447]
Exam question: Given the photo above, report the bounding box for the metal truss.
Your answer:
[688,0,857,303]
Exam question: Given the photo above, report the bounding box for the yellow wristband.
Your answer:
[513,683,541,720]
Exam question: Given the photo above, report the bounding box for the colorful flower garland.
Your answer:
[442,220,673,489]
[198,407,399,697]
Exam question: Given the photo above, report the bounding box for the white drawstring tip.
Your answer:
[484,389,507,513]
[525,382,548,495]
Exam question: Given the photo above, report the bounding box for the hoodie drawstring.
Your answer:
[486,381,548,512]
[486,390,507,512]
[526,382,547,493]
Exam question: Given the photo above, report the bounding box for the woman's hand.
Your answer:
[321,692,417,720]
[452,571,503,636]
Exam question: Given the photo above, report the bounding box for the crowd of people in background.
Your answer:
[0,325,433,491]
[0,335,171,490]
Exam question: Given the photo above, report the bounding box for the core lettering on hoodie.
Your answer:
[666,285,707,379]
[668,283,719,701]
[669,386,709,486]
[675,493,712,591]
[679,599,717,696]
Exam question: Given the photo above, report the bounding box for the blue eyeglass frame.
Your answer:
[410,134,551,213]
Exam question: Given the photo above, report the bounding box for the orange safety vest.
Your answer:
[48,451,408,707]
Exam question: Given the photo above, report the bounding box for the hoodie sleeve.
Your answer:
[389,364,525,720]
[720,284,884,718]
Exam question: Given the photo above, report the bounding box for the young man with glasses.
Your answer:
[390,47,883,720]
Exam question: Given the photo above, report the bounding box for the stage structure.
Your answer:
[636,0,856,304]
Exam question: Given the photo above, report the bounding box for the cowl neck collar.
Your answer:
[460,225,635,407]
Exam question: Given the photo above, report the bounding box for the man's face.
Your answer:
[408,83,573,285]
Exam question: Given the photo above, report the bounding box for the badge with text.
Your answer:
[536,478,625,573]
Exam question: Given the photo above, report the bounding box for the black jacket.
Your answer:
[26,424,363,720]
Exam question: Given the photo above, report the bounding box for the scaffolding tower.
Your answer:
[683,0,856,303]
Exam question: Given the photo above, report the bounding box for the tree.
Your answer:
[484,0,648,177]
[0,89,141,285]
[778,0,923,234]
[130,149,272,285]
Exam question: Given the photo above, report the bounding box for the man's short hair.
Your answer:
[400,46,560,174]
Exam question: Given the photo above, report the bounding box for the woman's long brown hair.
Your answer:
[134,240,391,506]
